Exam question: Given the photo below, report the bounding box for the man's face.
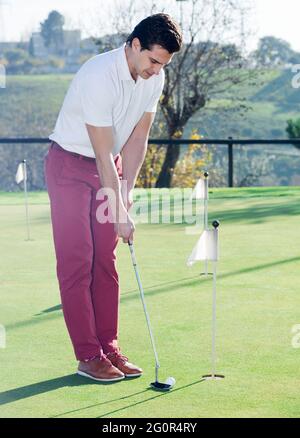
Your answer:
[132,38,174,79]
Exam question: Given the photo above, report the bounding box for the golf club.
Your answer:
[128,241,176,392]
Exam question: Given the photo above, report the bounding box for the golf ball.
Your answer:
[165,376,176,386]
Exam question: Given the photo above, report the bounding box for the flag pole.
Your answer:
[211,260,217,377]
[202,221,224,381]
[203,172,209,276]
[200,171,211,277]
[23,160,31,241]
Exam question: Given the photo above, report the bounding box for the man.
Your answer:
[44,13,182,383]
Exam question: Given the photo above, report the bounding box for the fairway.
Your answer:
[0,187,300,418]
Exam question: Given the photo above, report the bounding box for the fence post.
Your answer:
[228,136,233,187]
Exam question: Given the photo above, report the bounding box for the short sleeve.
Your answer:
[78,71,115,127]
[145,70,165,113]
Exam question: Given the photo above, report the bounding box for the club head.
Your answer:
[150,377,176,392]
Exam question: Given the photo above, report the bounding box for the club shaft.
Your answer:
[128,244,160,373]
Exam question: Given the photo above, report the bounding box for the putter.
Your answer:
[128,241,176,392]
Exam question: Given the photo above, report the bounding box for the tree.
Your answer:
[94,0,256,187]
[40,10,65,54]
[28,37,35,57]
[155,0,255,187]
[237,152,276,187]
[286,118,300,149]
[252,36,300,67]
[171,130,211,187]
[95,33,128,54]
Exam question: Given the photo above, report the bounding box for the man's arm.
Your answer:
[86,124,135,242]
[121,112,155,208]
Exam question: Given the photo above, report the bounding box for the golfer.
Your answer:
[44,14,182,382]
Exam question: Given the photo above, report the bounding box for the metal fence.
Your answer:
[1,137,300,189]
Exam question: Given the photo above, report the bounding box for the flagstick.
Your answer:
[211,260,217,377]
[204,172,209,230]
[202,221,224,381]
[23,160,31,241]
[204,197,208,275]
[203,172,210,276]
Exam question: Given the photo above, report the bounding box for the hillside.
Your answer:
[1,69,299,140]
[0,71,300,138]
[0,75,72,138]
[0,70,299,189]
[185,69,300,139]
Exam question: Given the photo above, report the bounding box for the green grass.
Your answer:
[0,187,300,418]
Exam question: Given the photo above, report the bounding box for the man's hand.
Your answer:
[115,212,135,243]
[121,183,134,211]
[85,124,134,243]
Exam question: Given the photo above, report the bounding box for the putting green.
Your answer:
[0,187,300,418]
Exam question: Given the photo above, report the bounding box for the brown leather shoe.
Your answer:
[77,356,125,382]
[106,350,143,378]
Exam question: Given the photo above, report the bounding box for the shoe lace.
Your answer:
[107,349,128,363]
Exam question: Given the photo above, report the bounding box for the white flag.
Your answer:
[15,162,26,184]
[190,178,208,200]
[187,229,218,265]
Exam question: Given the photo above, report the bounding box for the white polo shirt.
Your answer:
[49,44,165,157]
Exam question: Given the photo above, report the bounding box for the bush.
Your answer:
[4,48,29,64]
[171,130,212,188]
[136,128,212,188]
[48,56,65,69]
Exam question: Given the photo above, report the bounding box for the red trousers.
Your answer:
[44,142,122,361]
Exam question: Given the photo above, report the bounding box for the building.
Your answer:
[30,32,48,58]
[63,30,81,56]
[80,37,98,55]
[0,41,18,57]
[29,29,81,58]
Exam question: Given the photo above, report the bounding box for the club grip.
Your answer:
[128,241,137,266]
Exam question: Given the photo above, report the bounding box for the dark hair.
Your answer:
[126,13,182,54]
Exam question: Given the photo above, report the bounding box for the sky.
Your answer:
[0,0,300,53]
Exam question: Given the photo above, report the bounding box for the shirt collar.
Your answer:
[118,44,143,85]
